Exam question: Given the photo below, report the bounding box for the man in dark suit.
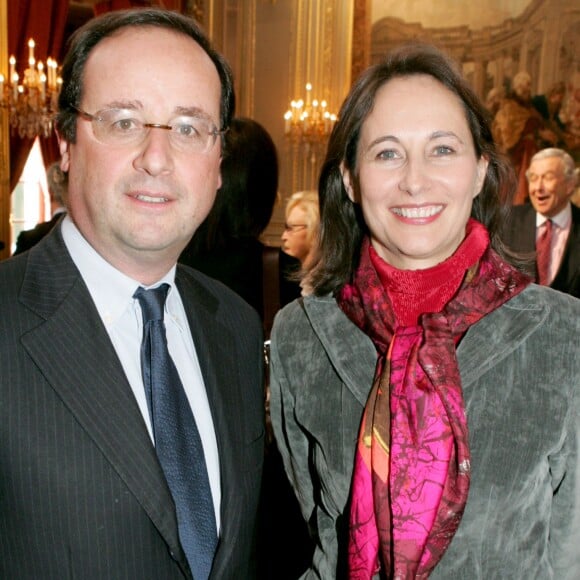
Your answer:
[0,9,264,580]
[504,147,580,298]
[13,161,67,255]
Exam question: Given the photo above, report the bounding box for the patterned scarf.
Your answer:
[337,220,530,579]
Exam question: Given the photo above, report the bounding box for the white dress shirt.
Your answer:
[60,216,221,531]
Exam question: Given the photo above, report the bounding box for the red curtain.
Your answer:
[7,0,69,191]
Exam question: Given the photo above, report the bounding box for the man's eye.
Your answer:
[111,118,140,132]
[174,122,201,138]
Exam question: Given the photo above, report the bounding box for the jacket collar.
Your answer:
[301,287,548,403]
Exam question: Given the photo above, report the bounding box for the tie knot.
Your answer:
[134,283,169,323]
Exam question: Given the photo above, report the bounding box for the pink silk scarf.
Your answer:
[338,221,530,579]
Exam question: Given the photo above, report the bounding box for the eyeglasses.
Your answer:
[72,106,226,154]
[284,223,308,233]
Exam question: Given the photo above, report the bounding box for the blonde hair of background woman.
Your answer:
[285,190,320,250]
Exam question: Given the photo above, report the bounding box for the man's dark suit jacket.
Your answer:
[12,212,65,255]
[0,225,265,579]
[504,203,580,298]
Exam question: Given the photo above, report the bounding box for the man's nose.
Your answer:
[133,127,175,176]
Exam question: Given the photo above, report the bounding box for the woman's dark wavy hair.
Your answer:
[184,116,279,253]
[308,42,517,296]
[55,8,235,142]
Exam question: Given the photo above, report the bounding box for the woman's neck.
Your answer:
[370,220,489,326]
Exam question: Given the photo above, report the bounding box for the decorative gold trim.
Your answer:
[237,0,257,117]
[352,0,371,83]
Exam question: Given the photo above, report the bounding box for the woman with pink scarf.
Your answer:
[269,43,580,579]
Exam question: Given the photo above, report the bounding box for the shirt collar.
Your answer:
[60,215,177,328]
[536,202,571,230]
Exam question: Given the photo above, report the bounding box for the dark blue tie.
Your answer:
[134,284,217,579]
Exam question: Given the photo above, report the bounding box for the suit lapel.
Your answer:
[567,206,580,272]
[19,229,187,571]
[553,204,580,292]
[521,205,537,252]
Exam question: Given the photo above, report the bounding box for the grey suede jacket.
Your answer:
[270,285,580,579]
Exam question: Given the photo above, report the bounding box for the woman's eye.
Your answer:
[433,145,454,155]
[376,149,399,160]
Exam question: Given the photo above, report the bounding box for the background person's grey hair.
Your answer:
[526,148,579,184]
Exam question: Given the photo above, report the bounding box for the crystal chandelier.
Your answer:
[283,83,337,191]
[283,83,337,145]
[0,39,61,140]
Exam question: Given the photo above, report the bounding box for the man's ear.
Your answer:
[216,156,223,191]
[56,130,71,172]
[340,162,356,202]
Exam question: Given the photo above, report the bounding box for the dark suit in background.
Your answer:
[13,211,65,255]
[0,227,264,579]
[504,202,580,298]
[13,161,68,256]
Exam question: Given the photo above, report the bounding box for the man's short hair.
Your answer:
[527,148,579,185]
[56,8,235,144]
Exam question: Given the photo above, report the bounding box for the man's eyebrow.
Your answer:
[102,100,143,111]
[174,106,215,120]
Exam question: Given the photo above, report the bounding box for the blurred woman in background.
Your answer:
[281,190,320,270]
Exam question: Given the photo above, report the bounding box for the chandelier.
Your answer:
[0,39,61,140]
[283,83,337,145]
